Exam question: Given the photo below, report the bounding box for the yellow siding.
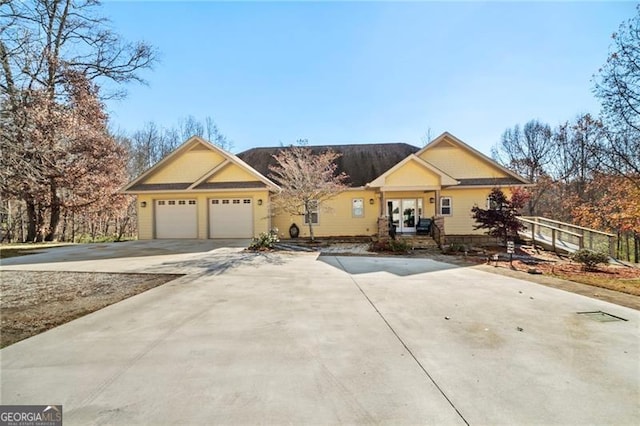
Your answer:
[207,163,256,183]
[271,190,378,238]
[439,187,513,235]
[419,141,508,179]
[135,191,271,240]
[385,161,440,187]
[137,194,155,239]
[146,149,226,184]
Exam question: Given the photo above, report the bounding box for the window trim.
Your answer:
[439,196,452,216]
[486,196,503,210]
[352,198,364,218]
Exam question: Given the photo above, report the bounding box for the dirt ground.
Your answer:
[0,271,181,348]
[425,246,640,310]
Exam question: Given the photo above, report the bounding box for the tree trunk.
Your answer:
[60,210,68,242]
[116,216,129,242]
[306,211,315,241]
[69,210,74,242]
[617,231,622,259]
[45,182,61,242]
[25,198,38,242]
[626,233,631,262]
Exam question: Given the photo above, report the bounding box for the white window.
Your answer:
[212,200,219,205]
[486,196,503,210]
[178,200,186,205]
[188,200,196,205]
[440,197,452,216]
[243,199,251,204]
[222,200,229,204]
[486,197,495,210]
[158,200,165,206]
[168,200,176,205]
[233,199,240,204]
[304,201,319,225]
[352,198,364,218]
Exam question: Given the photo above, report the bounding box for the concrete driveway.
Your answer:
[0,239,251,273]
[1,242,638,425]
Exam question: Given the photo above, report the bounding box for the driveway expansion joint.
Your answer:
[332,256,471,426]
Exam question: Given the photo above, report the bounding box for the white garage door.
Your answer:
[155,199,198,239]
[209,198,253,238]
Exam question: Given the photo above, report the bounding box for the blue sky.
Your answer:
[102,1,637,155]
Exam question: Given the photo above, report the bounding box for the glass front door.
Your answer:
[401,199,416,232]
[387,199,421,233]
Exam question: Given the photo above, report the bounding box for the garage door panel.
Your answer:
[155,199,198,239]
[209,198,253,238]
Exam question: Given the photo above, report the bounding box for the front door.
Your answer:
[401,199,416,233]
[387,199,420,233]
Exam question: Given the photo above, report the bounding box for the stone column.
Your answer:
[377,216,389,239]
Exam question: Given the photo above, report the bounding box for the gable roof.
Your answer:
[368,154,459,188]
[237,143,420,187]
[122,136,279,193]
[418,132,531,185]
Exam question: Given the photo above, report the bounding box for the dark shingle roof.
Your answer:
[128,182,268,191]
[237,143,420,187]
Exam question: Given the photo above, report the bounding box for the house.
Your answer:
[122,132,530,244]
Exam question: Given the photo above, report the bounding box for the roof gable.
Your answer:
[417,132,530,184]
[145,145,226,184]
[206,163,256,183]
[368,155,458,188]
[122,136,279,193]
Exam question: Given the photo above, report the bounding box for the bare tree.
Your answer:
[179,115,205,140]
[268,145,349,241]
[205,116,233,151]
[599,128,640,186]
[420,127,434,147]
[594,4,640,133]
[177,115,233,151]
[593,5,640,186]
[492,120,556,215]
[130,122,163,172]
[0,0,156,241]
[0,0,156,100]
[553,114,604,197]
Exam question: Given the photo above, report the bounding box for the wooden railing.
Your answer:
[517,216,616,257]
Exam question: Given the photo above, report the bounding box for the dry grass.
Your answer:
[546,266,640,296]
[508,247,640,296]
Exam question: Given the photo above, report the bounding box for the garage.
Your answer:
[209,198,253,238]
[155,199,198,238]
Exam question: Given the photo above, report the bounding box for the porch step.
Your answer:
[396,234,440,250]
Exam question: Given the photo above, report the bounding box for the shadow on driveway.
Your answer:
[0,239,251,266]
[146,249,288,276]
[319,255,462,276]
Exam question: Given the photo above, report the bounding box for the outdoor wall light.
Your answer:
[140,201,147,208]
[257,199,263,206]
[369,198,375,205]
[429,197,435,204]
